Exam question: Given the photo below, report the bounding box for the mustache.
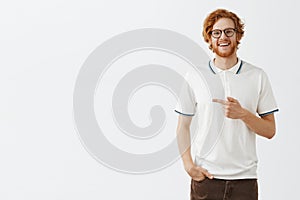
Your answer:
[217,40,231,43]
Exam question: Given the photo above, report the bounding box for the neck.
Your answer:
[214,53,238,70]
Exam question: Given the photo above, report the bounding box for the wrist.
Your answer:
[184,162,194,172]
[240,108,249,121]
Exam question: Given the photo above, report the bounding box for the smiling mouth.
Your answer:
[218,43,230,47]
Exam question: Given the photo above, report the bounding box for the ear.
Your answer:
[208,39,213,51]
[208,38,212,45]
[236,32,242,43]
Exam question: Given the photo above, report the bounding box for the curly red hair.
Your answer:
[202,9,245,50]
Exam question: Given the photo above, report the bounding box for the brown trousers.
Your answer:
[190,178,258,200]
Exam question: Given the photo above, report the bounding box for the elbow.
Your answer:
[266,133,275,139]
[266,128,276,139]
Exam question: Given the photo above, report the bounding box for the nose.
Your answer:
[220,30,229,39]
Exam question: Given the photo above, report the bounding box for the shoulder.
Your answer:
[241,60,266,76]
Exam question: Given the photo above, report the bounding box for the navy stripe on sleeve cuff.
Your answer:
[174,110,195,116]
[259,109,279,117]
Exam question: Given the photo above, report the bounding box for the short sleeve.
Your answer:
[257,70,279,116]
[174,72,197,116]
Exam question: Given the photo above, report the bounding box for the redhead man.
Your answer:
[175,9,278,200]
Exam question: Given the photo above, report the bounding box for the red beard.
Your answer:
[212,40,237,57]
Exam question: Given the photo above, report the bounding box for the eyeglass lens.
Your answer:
[211,28,236,38]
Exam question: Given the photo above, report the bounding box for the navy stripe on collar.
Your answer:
[209,60,244,74]
[236,61,243,74]
[208,61,216,74]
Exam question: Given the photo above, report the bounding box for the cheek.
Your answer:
[210,38,217,46]
[232,35,239,44]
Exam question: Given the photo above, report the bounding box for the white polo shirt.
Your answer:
[175,58,279,179]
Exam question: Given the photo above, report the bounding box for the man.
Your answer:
[175,9,278,200]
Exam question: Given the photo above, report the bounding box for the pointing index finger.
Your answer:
[212,98,227,105]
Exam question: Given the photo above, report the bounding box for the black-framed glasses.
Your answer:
[210,28,236,39]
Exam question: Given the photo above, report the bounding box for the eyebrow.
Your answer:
[212,27,235,30]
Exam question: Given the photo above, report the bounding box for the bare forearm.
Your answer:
[175,116,214,180]
[241,109,276,139]
[176,127,194,170]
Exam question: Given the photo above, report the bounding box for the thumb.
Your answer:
[227,96,236,102]
[199,167,214,179]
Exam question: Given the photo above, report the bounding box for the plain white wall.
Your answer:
[0,0,299,199]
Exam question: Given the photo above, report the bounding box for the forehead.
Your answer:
[213,18,235,29]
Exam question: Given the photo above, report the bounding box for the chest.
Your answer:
[217,71,261,111]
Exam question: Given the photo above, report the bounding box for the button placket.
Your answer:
[222,71,230,97]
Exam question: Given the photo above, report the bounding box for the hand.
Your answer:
[186,164,214,181]
[212,96,246,119]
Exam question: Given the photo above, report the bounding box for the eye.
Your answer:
[224,29,235,36]
[211,30,221,38]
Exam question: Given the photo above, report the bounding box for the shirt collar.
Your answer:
[209,58,243,74]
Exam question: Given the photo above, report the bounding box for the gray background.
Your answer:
[1,0,298,199]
